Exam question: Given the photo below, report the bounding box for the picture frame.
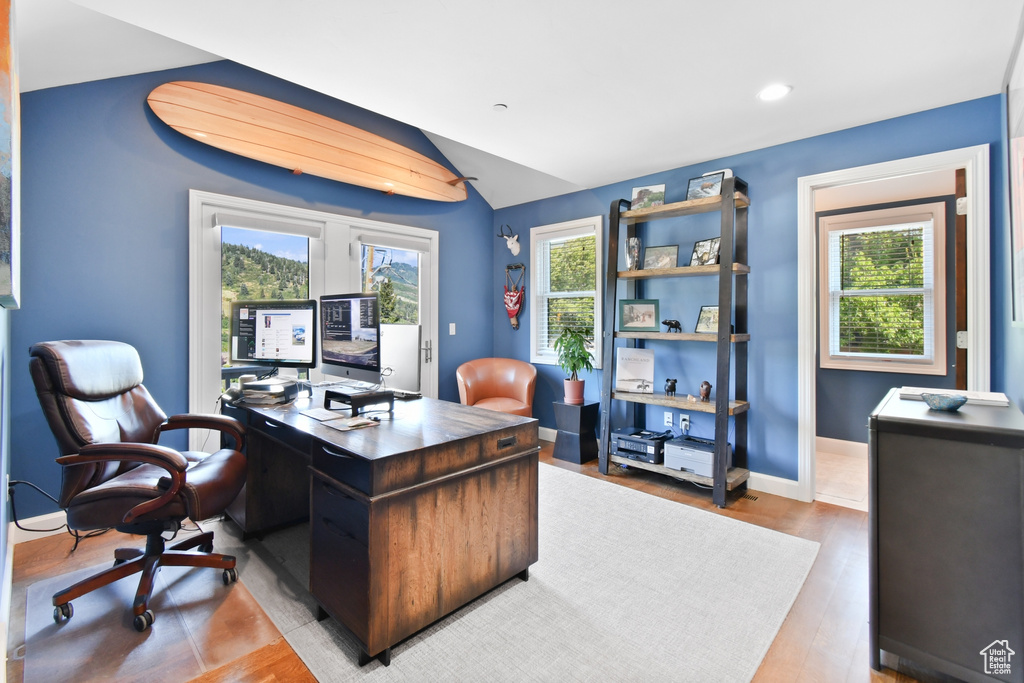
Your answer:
[643,244,678,269]
[686,172,724,201]
[694,305,719,333]
[1007,35,1024,324]
[618,299,660,332]
[631,184,666,210]
[690,237,721,266]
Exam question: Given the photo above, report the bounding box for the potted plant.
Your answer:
[554,326,595,405]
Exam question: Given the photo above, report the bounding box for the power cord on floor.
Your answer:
[8,479,110,551]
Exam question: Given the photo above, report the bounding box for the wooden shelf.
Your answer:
[616,331,750,343]
[621,192,750,224]
[608,454,750,490]
[618,263,750,279]
[610,391,750,415]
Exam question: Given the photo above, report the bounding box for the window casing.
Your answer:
[818,202,946,374]
[529,216,603,368]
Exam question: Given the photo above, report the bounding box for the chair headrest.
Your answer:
[29,340,144,400]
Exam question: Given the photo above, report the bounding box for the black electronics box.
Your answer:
[610,427,672,464]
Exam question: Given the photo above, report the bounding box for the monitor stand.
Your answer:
[324,388,394,415]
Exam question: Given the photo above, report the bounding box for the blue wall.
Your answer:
[10,61,495,518]
[495,95,1007,481]
[6,58,1013,514]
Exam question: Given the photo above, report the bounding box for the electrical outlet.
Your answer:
[663,411,673,427]
[679,413,690,431]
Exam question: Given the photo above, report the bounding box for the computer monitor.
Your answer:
[229,299,317,370]
[319,292,382,386]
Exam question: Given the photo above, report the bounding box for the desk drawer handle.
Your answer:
[319,445,354,459]
[320,480,352,500]
[322,517,355,541]
[262,420,282,429]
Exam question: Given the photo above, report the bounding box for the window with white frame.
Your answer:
[818,202,946,374]
[529,216,603,368]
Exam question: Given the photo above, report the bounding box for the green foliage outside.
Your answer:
[837,227,925,355]
[221,243,309,363]
[545,235,597,349]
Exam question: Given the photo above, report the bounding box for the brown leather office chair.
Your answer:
[29,340,247,632]
[456,358,537,417]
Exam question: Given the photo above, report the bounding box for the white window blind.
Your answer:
[818,202,946,374]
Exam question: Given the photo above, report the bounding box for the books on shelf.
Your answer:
[898,386,1009,406]
[615,348,654,394]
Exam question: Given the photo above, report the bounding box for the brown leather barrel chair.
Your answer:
[29,340,247,632]
[456,358,537,417]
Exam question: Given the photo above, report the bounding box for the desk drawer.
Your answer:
[312,440,372,494]
[310,471,370,642]
[248,413,312,453]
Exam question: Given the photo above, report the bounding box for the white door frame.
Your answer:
[795,145,991,502]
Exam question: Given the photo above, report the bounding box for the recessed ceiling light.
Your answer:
[492,103,508,112]
[757,84,792,102]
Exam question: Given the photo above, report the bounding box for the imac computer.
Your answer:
[229,299,317,371]
[319,292,382,388]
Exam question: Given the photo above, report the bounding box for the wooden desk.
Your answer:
[225,392,539,665]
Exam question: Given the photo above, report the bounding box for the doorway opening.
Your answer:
[795,145,991,504]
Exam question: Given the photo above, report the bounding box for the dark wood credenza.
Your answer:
[224,392,540,665]
[869,388,1024,682]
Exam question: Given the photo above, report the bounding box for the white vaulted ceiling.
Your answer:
[17,0,1024,208]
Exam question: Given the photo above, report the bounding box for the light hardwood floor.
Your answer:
[7,441,922,681]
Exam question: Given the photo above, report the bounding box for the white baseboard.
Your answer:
[815,436,868,459]
[8,510,68,545]
[748,471,804,501]
[2,528,12,681]
[539,426,557,443]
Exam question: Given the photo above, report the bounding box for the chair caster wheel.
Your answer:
[222,568,238,584]
[133,610,154,632]
[53,602,73,623]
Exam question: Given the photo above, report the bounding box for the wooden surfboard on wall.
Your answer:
[147,81,468,202]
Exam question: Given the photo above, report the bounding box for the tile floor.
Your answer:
[815,448,868,511]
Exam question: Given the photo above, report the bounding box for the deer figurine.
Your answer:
[498,224,521,256]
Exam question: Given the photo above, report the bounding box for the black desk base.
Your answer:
[553,401,598,464]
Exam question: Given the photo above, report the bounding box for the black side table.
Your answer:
[553,401,599,464]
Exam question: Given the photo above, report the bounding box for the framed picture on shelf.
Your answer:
[643,245,678,269]
[694,305,719,333]
[619,299,660,332]
[631,184,665,210]
[686,172,724,200]
[690,237,721,266]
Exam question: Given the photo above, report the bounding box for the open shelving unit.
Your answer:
[598,177,750,507]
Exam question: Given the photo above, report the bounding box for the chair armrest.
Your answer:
[157,413,245,451]
[57,443,190,523]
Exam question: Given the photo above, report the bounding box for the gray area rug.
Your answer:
[210,464,819,682]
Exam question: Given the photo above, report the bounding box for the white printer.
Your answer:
[664,435,731,477]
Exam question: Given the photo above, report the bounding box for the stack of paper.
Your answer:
[898,386,1009,406]
[241,378,298,405]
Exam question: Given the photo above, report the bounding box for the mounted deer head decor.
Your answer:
[498,224,521,256]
